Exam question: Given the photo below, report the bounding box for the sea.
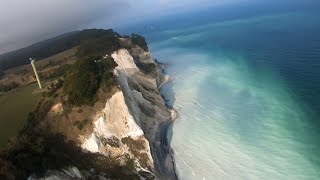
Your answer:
[117,1,320,179]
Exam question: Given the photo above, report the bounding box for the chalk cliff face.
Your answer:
[80,90,154,171]
[32,38,176,180]
[80,38,176,179]
[112,39,177,179]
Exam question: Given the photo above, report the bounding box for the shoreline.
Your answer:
[154,61,179,179]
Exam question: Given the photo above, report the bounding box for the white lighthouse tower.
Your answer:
[30,58,42,89]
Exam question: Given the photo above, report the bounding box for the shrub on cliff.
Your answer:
[100,56,117,91]
[131,34,148,51]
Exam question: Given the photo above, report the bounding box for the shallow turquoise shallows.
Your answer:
[119,3,320,179]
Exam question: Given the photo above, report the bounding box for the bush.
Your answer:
[100,56,116,90]
[102,72,115,90]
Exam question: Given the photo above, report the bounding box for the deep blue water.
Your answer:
[117,2,320,179]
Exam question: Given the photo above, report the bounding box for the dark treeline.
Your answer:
[0,29,120,70]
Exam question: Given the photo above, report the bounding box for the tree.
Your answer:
[63,58,100,105]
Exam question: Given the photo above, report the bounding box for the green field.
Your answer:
[0,83,41,148]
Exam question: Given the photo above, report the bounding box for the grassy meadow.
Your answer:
[0,83,41,148]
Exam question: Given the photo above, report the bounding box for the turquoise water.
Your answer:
[149,12,320,180]
[119,3,320,179]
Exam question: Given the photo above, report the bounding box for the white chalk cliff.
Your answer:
[81,90,154,170]
[111,42,177,179]
[80,40,177,179]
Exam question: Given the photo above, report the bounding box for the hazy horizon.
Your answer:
[0,1,318,54]
[0,0,248,54]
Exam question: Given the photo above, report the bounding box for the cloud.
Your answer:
[0,0,128,53]
[0,0,235,54]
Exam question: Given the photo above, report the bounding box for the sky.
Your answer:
[0,0,240,54]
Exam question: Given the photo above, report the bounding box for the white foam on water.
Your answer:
[152,46,320,179]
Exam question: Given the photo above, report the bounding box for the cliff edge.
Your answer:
[113,38,177,179]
